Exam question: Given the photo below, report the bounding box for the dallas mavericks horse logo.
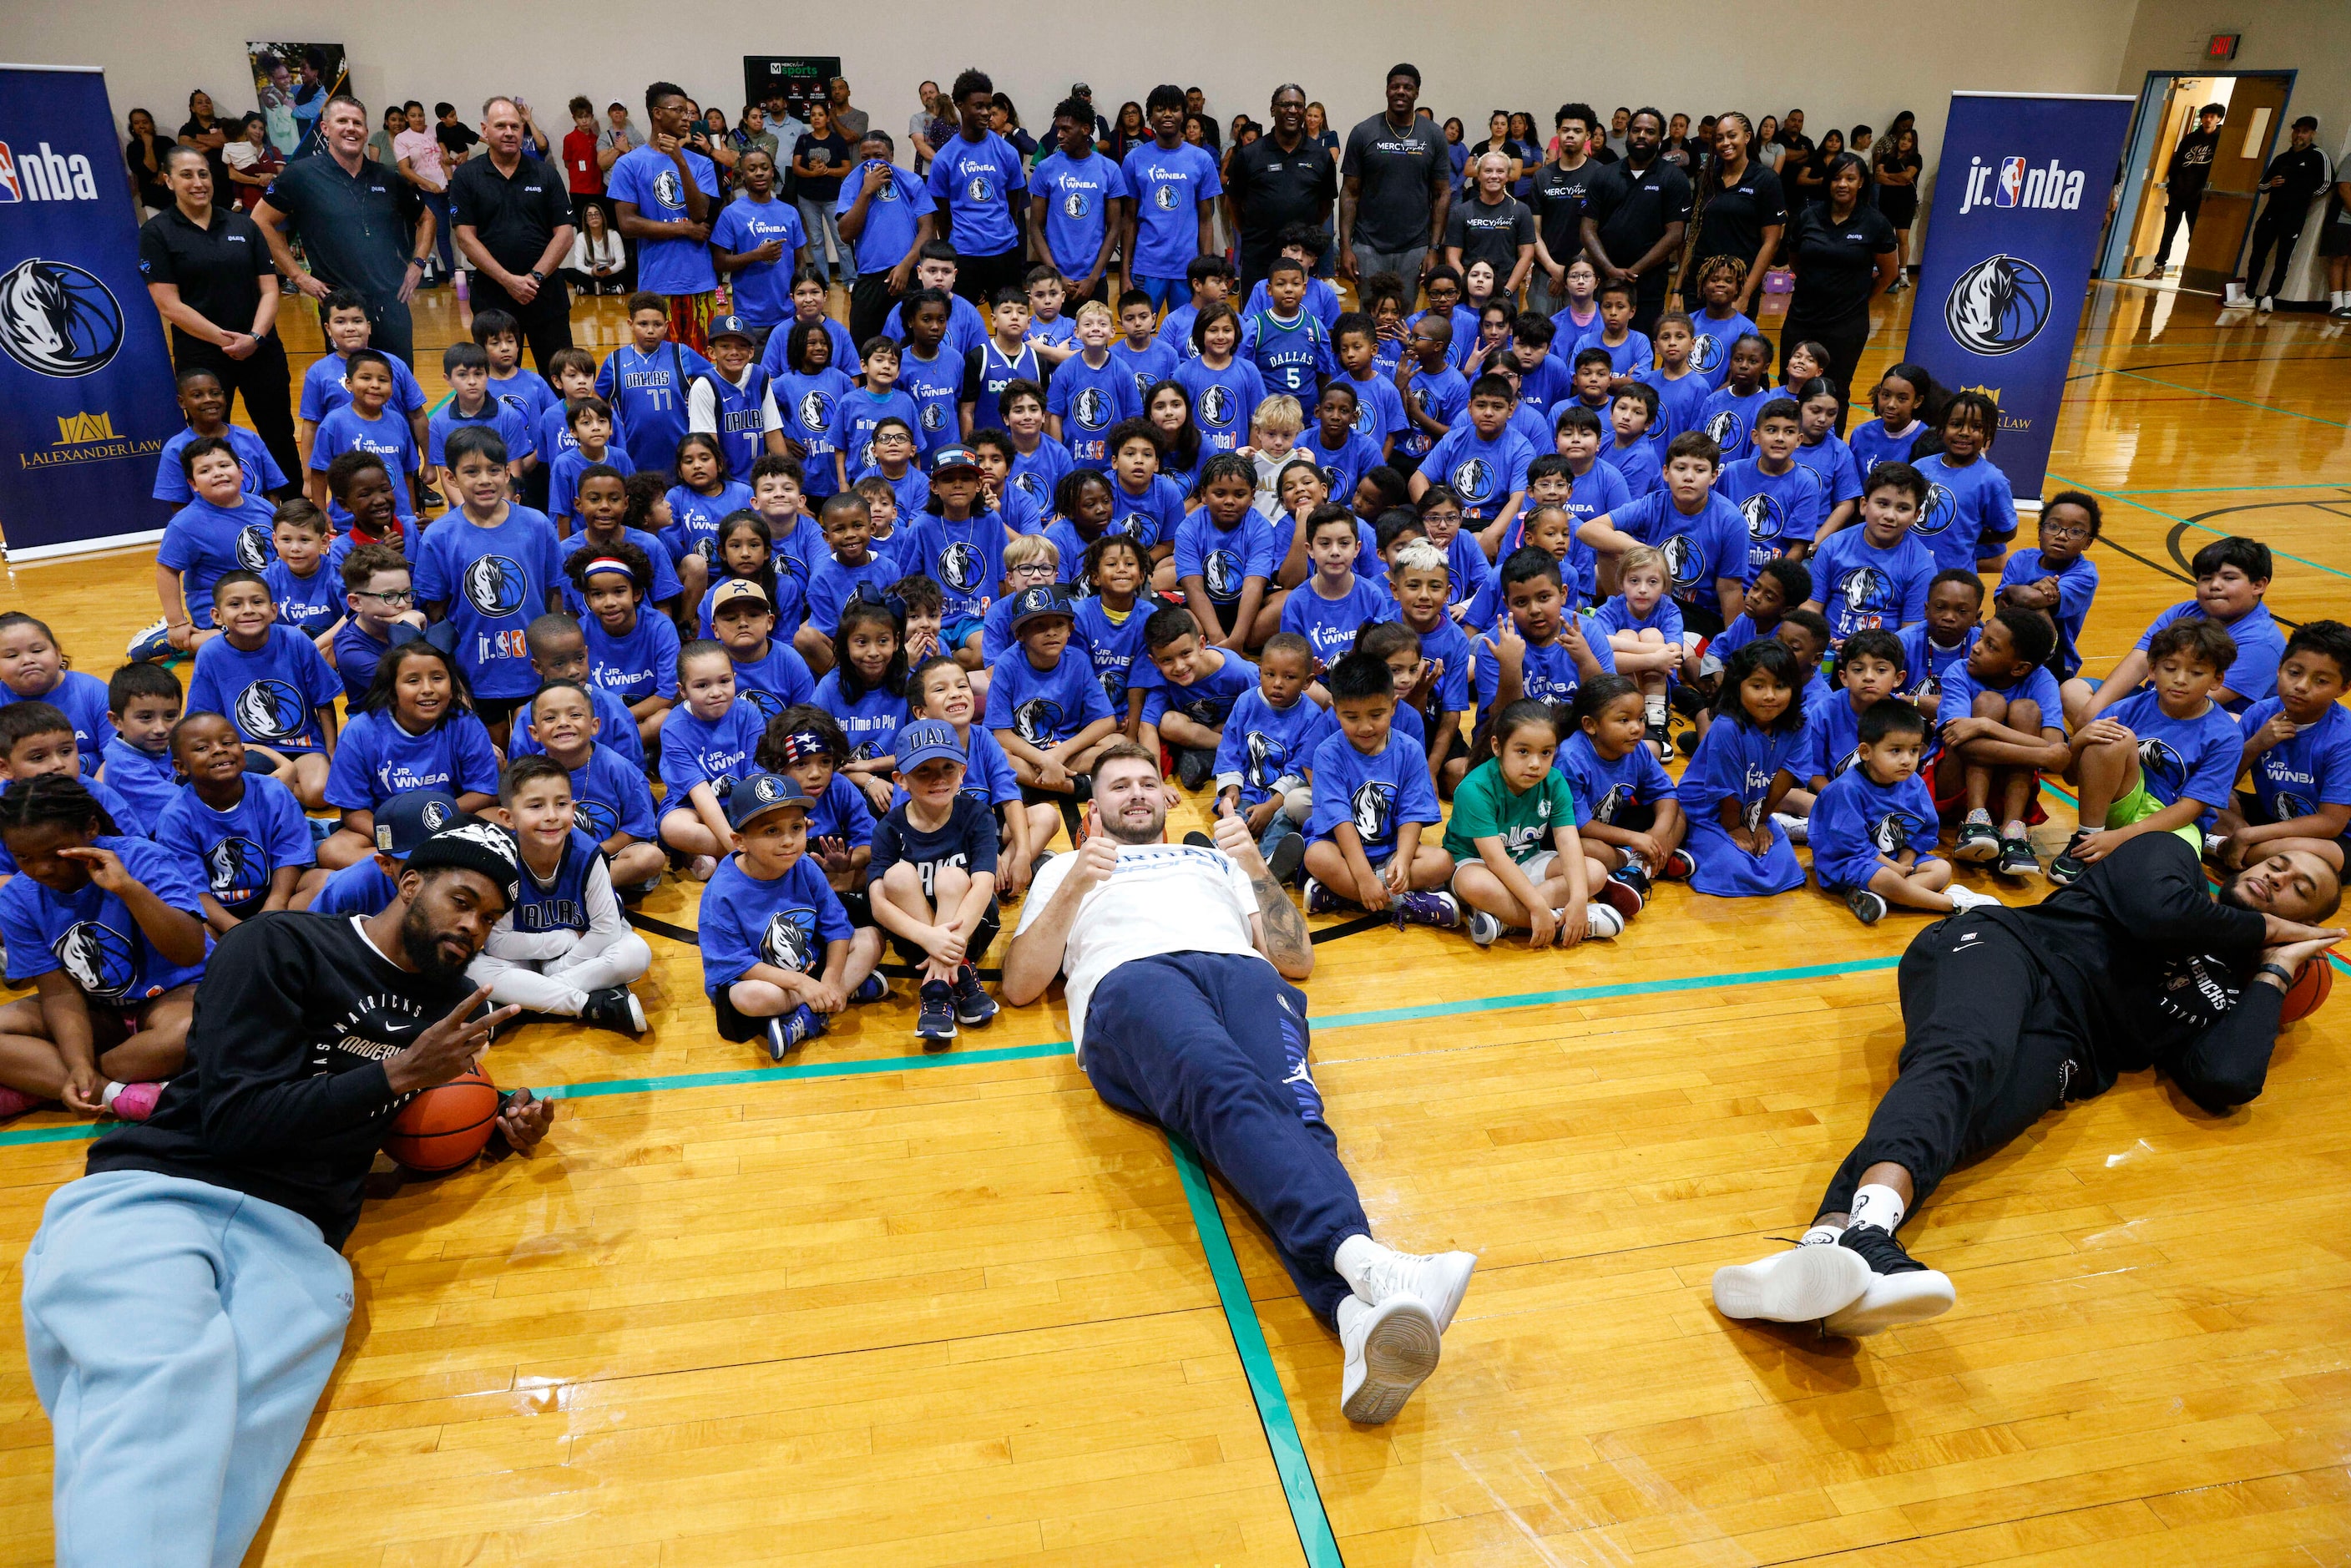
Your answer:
[572,797,618,838]
[1944,254,2050,357]
[1014,471,1044,501]
[1072,387,1110,430]
[1869,808,1924,855]
[2137,737,2187,797]
[1692,333,1725,374]
[653,169,683,209]
[739,686,786,721]
[1153,184,1179,210]
[0,260,124,377]
[1450,458,1495,503]
[1916,483,1958,535]
[1062,190,1090,219]
[54,920,138,1001]
[1739,493,1782,543]
[204,837,267,902]
[938,543,985,591]
[2274,789,2316,819]
[1197,386,1235,427]
[796,389,835,434]
[1353,402,1376,435]
[233,680,310,745]
[1705,409,1742,448]
[1349,781,1395,842]
[1013,698,1063,745]
[760,909,816,972]
[920,402,947,432]
[1244,731,1277,788]
[1661,534,1701,591]
[1831,744,1863,780]
[235,525,272,570]
[462,556,528,617]
[1204,549,1242,601]
[1836,567,1888,619]
[1592,782,1631,823]
[965,175,993,203]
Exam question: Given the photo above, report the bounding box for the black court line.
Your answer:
[2065,349,2351,385]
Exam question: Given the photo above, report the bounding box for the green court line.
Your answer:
[2045,474,2351,583]
[1167,1133,1344,1568]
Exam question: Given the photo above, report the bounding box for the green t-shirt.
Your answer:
[1442,757,1578,864]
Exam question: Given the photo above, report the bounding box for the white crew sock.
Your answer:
[1643,695,1667,727]
[99,1080,123,1110]
[1848,1183,1906,1234]
[1800,1223,1843,1247]
[1333,1233,1383,1295]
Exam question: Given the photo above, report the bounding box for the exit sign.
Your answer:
[2207,32,2241,61]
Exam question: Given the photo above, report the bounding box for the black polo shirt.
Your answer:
[1785,200,1897,326]
[1690,163,1787,275]
[261,153,422,300]
[1226,133,1338,260]
[1529,156,1603,260]
[447,152,574,274]
[136,204,275,353]
[1585,156,1692,296]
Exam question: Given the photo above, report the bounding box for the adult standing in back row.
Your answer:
[918,69,1029,304]
[1226,84,1339,296]
[1579,107,1691,338]
[609,82,720,352]
[837,129,935,345]
[1780,152,1898,428]
[254,94,433,366]
[449,97,576,372]
[1340,63,1450,290]
[1528,102,1604,317]
[1682,112,1784,322]
[1120,84,1222,309]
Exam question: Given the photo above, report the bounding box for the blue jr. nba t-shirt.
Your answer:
[1031,148,1129,278]
[185,625,341,754]
[410,507,566,699]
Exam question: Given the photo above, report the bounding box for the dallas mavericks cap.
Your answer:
[929,443,982,476]
[726,771,815,831]
[375,790,462,858]
[707,314,757,346]
[1009,584,1074,632]
[894,720,965,773]
[710,579,771,613]
[404,817,522,906]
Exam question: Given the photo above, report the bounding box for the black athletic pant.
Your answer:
[174,333,301,496]
[1780,310,1872,432]
[953,247,1026,307]
[2242,210,2307,299]
[2156,192,2203,266]
[1629,280,1672,341]
[849,272,898,349]
[1813,912,2085,1223]
[466,273,574,372]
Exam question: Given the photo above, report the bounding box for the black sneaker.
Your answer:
[1995,836,2039,878]
[2047,831,2089,887]
[1609,861,1654,903]
[1953,819,2000,862]
[1646,721,1673,763]
[1675,729,1699,757]
[950,963,998,1026]
[1176,748,1216,792]
[1825,1222,1955,1336]
[1183,831,1215,847]
[1267,832,1307,885]
[580,986,646,1034]
[1847,888,1888,926]
[916,981,958,1044]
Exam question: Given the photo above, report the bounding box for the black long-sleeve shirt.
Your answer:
[2261,145,2334,211]
[1975,833,2278,1112]
[2166,128,2222,202]
[88,912,486,1248]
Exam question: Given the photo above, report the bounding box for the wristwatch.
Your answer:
[528,268,545,283]
[2256,962,2297,987]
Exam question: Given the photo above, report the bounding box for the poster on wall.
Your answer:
[1902,90,2134,508]
[248,42,347,159]
[741,57,842,121]
[0,66,185,560]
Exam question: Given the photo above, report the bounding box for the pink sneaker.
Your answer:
[0,1087,40,1120]
[109,1082,164,1121]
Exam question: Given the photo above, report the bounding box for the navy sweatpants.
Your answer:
[1084,953,1369,1323]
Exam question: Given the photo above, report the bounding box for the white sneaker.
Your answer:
[1337,1293,1441,1424]
[1711,1242,1872,1323]
[2223,281,2247,306]
[1944,885,2003,912]
[1772,811,1808,846]
[1351,1243,1476,1332]
[1570,903,1625,940]
[1465,907,1502,946]
[2257,295,2275,313]
[1821,1223,1958,1337]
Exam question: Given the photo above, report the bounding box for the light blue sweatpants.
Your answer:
[22,1171,354,1568]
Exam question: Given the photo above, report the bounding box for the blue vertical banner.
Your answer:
[0,65,183,559]
[1904,92,2133,508]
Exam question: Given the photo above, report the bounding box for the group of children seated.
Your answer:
[3,243,2337,1104]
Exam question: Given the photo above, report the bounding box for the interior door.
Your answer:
[2182,75,2292,288]
[2127,82,2205,264]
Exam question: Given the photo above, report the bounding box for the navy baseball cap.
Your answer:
[707,314,757,346]
[894,719,965,773]
[375,790,462,857]
[726,772,815,831]
[1009,584,1074,633]
[929,443,982,476]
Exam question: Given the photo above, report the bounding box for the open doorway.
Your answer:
[2101,69,2296,291]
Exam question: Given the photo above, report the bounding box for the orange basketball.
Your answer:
[383,1067,502,1174]
[2280,959,2334,1025]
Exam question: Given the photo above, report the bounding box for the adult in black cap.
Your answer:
[21,816,549,1567]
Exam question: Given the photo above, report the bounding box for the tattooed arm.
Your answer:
[1213,813,1312,980]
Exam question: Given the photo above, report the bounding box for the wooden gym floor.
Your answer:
[0,281,2345,1565]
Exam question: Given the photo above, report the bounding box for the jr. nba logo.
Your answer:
[0,143,19,202]
[1995,156,2025,209]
